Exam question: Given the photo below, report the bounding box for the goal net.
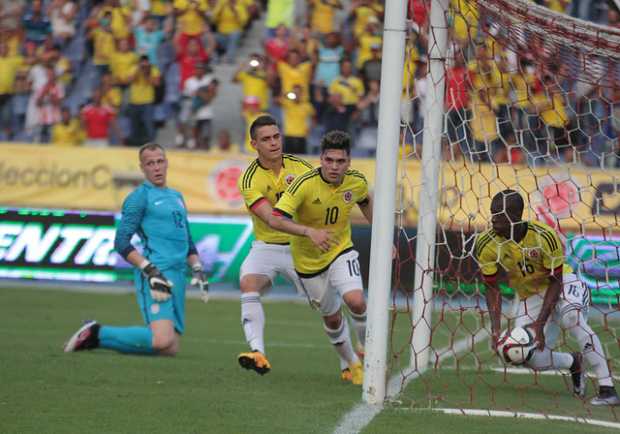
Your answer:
[388,0,620,424]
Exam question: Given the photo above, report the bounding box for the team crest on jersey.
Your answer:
[526,248,540,258]
[285,174,295,185]
[343,190,353,203]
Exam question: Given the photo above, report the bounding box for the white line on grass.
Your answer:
[417,408,620,430]
[332,328,491,434]
[442,365,620,382]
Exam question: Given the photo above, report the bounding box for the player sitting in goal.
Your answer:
[475,189,619,406]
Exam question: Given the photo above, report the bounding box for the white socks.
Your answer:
[241,292,265,354]
[324,318,359,366]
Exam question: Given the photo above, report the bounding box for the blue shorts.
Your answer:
[134,267,187,335]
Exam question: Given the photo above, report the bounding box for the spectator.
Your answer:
[149,0,172,28]
[315,88,351,134]
[22,0,52,49]
[0,1,25,33]
[445,54,472,159]
[469,87,500,162]
[328,58,365,121]
[264,23,289,66]
[233,53,270,111]
[360,42,381,88]
[241,95,267,152]
[348,0,383,39]
[179,62,213,147]
[212,0,248,64]
[100,72,122,112]
[127,55,161,146]
[277,49,312,100]
[307,0,342,37]
[88,10,116,83]
[176,36,212,90]
[312,31,343,91]
[99,0,132,41]
[33,66,64,143]
[209,128,241,154]
[264,0,295,37]
[109,38,139,93]
[81,89,116,147]
[134,15,168,67]
[174,0,211,51]
[12,70,30,140]
[356,79,380,155]
[356,16,382,70]
[52,106,84,146]
[0,40,24,139]
[278,84,315,154]
[191,78,219,150]
[49,0,77,47]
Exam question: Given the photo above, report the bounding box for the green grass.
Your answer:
[2,288,620,434]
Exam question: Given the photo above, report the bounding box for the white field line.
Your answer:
[412,408,620,430]
[441,365,620,382]
[332,328,491,434]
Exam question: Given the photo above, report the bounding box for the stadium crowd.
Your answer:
[0,0,619,167]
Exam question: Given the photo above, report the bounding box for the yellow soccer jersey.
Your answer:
[274,169,369,275]
[474,220,572,299]
[239,154,314,244]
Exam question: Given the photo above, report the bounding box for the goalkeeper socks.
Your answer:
[564,311,614,387]
[241,292,265,354]
[98,326,155,354]
[349,310,367,347]
[324,319,358,365]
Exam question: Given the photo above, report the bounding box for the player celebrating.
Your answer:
[269,130,372,385]
[63,143,209,356]
[475,189,619,405]
[236,114,318,375]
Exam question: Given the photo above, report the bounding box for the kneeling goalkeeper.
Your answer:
[63,143,209,356]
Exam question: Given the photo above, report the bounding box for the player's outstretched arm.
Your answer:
[528,267,563,350]
[357,193,373,224]
[482,274,502,350]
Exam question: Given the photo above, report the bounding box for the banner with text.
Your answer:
[1,144,618,231]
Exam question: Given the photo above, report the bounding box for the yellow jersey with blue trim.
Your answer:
[238,154,314,244]
[274,168,369,276]
[474,220,572,299]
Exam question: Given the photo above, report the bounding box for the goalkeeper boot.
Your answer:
[238,350,271,375]
[591,386,620,406]
[570,352,586,398]
[341,368,353,382]
[64,320,100,352]
[348,361,363,385]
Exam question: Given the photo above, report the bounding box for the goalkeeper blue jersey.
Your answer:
[114,181,196,270]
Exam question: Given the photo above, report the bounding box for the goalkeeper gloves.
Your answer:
[191,263,209,303]
[141,262,173,302]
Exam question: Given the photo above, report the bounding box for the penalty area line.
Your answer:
[332,328,491,434]
[411,407,620,430]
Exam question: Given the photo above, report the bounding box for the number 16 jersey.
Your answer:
[274,168,368,276]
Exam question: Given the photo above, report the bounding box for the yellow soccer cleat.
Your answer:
[238,351,272,375]
[349,361,363,385]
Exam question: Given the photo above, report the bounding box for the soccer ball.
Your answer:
[497,327,536,365]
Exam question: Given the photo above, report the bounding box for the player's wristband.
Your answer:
[192,263,203,273]
[140,259,151,271]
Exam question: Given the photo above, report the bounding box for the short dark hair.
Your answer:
[320,130,351,155]
[249,115,278,140]
[491,189,524,219]
[138,142,166,160]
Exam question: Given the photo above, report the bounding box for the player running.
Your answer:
[64,143,209,356]
[475,189,619,405]
[269,130,372,385]
[236,115,343,377]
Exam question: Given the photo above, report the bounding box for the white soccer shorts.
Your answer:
[298,249,364,316]
[240,241,304,294]
[512,272,590,347]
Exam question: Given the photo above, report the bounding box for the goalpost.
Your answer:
[364,0,620,421]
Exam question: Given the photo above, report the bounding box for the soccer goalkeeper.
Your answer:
[63,143,209,356]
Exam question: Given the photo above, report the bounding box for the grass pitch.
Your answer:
[1,287,619,433]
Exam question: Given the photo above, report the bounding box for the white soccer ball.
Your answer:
[497,327,536,365]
